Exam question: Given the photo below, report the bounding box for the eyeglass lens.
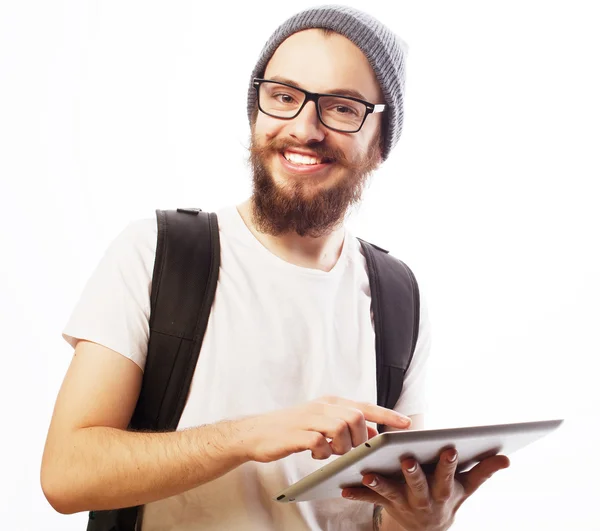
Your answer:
[259,82,367,132]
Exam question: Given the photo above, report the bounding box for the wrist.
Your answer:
[195,419,251,466]
[222,417,254,463]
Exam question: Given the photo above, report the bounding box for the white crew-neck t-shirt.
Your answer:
[63,205,431,531]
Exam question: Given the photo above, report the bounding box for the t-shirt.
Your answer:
[62,205,431,531]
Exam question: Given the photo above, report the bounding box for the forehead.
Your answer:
[263,29,383,102]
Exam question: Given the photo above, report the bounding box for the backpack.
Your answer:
[86,207,420,531]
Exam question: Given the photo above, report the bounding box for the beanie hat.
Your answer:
[246,5,408,161]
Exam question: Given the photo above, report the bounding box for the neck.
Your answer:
[236,198,346,272]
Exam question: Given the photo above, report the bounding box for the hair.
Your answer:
[318,27,336,37]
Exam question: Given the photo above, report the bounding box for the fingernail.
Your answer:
[406,460,417,473]
[448,450,457,463]
[342,490,355,499]
[368,477,378,487]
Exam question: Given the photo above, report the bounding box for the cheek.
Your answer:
[354,131,378,160]
[340,138,367,164]
[254,114,285,141]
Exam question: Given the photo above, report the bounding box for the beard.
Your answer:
[247,132,381,238]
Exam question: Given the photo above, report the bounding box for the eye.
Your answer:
[274,92,298,105]
[334,105,358,116]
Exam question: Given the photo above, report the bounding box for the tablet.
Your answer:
[273,418,563,503]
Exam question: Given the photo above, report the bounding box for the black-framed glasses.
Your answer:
[253,77,386,133]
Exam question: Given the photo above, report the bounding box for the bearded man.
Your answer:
[41,5,509,531]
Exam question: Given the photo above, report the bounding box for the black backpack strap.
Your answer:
[86,208,220,531]
[358,239,420,434]
[131,208,220,431]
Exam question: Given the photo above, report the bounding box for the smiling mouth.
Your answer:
[280,149,334,166]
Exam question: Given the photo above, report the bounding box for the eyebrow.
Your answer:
[269,75,369,101]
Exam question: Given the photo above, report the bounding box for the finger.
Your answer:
[297,431,332,460]
[317,395,412,431]
[459,455,510,497]
[302,413,353,455]
[341,486,388,505]
[402,458,432,511]
[360,473,408,509]
[431,448,459,503]
[367,425,379,439]
[309,401,370,448]
[325,404,369,448]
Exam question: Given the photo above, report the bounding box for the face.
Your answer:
[249,29,385,237]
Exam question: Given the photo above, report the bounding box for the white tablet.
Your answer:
[274,418,563,503]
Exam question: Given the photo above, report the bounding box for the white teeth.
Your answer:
[284,151,323,165]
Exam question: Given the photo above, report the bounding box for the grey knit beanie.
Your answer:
[247,5,408,161]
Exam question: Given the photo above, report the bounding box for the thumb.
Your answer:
[367,425,379,439]
[460,455,510,497]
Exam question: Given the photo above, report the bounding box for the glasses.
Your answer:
[253,78,386,133]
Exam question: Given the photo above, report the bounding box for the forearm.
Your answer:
[41,420,247,514]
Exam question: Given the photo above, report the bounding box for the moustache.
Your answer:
[249,137,355,169]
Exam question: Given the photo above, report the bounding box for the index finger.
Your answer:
[320,396,411,430]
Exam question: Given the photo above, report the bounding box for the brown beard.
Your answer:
[247,133,381,238]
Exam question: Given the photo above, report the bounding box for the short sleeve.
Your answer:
[62,218,157,372]
[392,292,432,418]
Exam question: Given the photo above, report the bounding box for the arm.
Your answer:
[41,342,412,515]
[40,340,249,515]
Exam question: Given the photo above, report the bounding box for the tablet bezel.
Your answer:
[273,418,563,503]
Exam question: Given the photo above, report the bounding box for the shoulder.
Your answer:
[105,218,157,265]
[357,237,420,297]
[355,235,429,330]
[90,217,159,295]
[357,238,416,273]
[112,217,157,252]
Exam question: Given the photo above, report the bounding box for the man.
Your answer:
[41,5,509,530]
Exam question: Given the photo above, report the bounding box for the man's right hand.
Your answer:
[42,342,411,514]
[235,395,412,463]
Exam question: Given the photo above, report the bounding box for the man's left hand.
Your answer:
[341,449,510,531]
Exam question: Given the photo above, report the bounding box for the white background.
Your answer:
[1,1,598,529]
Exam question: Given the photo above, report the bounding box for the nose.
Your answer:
[288,100,326,144]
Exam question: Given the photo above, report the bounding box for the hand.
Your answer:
[235,395,411,463]
[341,449,510,531]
